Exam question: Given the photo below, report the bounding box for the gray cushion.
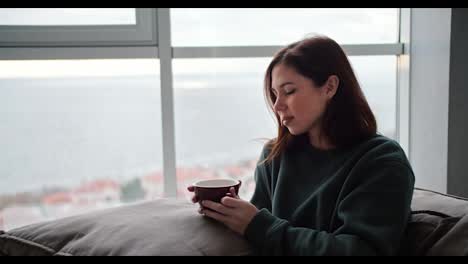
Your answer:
[3,188,468,256]
[412,188,468,217]
[399,188,468,256]
[0,199,252,256]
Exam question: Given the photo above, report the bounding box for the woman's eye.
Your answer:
[285,89,296,95]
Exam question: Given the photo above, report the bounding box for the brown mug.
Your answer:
[193,179,241,204]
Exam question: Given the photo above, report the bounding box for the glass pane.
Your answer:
[0,8,136,26]
[351,56,397,140]
[0,59,162,231]
[173,58,276,201]
[173,56,396,201]
[171,8,398,46]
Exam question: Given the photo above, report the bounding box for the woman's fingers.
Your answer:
[202,200,234,215]
[187,185,199,203]
[225,187,239,198]
[221,196,242,208]
[230,187,239,198]
[201,208,230,223]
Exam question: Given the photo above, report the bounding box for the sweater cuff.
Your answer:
[244,208,278,248]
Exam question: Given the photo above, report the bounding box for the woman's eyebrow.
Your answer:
[272,82,295,93]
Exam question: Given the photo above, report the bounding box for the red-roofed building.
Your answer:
[72,179,120,205]
[42,192,73,205]
[74,179,119,194]
[223,165,246,178]
[140,168,216,199]
[176,167,218,195]
[142,171,163,183]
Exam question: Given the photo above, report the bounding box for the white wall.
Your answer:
[409,8,452,193]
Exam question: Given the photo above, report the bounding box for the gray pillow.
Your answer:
[399,188,468,256]
[412,188,468,217]
[0,199,252,256]
[399,211,466,256]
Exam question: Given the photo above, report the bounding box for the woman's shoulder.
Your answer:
[260,139,274,156]
[350,135,415,190]
[361,133,401,147]
[352,134,410,167]
[259,136,302,159]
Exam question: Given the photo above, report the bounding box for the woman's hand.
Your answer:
[186,185,199,203]
[200,187,259,236]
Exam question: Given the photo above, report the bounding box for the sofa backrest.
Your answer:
[411,188,468,217]
[399,188,468,256]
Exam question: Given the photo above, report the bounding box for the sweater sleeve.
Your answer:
[249,146,272,212]
[244,160,415,256]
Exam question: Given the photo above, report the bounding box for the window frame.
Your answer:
[0,8,157,47]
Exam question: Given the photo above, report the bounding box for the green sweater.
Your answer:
[244,134,415,256]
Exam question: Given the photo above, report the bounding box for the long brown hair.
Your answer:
[263,35,377,163]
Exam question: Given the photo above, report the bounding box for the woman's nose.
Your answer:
[273,97,286,112]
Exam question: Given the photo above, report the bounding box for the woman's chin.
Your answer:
[286,127,303,135]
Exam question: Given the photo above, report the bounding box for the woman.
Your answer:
[188,35,415,256]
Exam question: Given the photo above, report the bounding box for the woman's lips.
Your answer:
[282,116,294,126]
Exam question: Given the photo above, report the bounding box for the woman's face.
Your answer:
[271,63,334,136]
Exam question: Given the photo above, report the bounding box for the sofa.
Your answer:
[400,188,468,256]
[0,188,467,256]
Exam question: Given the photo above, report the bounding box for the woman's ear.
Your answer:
[325,75,339,99]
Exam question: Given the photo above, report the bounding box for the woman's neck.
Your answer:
[308,129,335,150]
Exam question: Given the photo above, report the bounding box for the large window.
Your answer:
[0,59,162,230]
[351,56,397,139]
[173,58,276,200]
[172,56,397,201]
[170,8,401,201]
[0,8,405,230]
